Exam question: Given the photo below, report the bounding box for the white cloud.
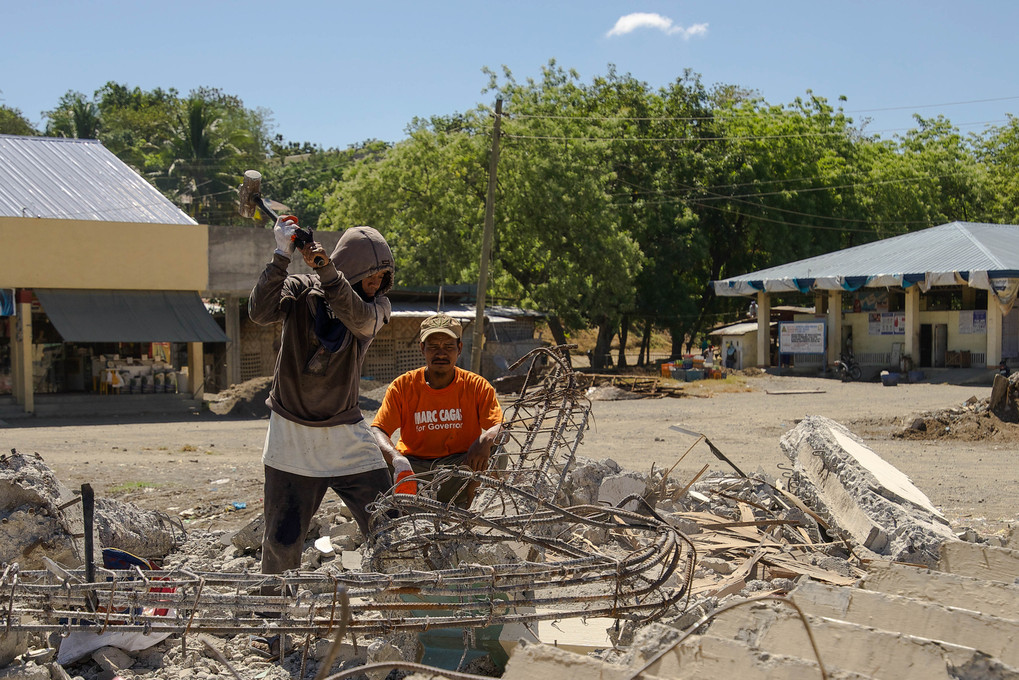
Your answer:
[606,13,708,39]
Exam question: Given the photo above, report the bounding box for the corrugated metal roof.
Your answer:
[713,222,1019,296]
[0,134,196,225]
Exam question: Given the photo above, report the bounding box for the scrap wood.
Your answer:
[765,389,826,395]
[674,463,710,501]
[760,553,861,586]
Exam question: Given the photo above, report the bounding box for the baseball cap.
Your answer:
[419,313,462,342]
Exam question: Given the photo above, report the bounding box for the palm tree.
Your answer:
[163,97,250,223]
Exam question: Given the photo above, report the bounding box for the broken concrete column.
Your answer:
[0,451,182,570]
[780,416,956,566]
[0,451,85,569]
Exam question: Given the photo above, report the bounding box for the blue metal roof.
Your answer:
[713,222,1019,296]
[0,134,196,225]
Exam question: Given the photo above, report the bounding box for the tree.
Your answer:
[43,91,100,139]
[262,140,389,230]
[0,104,37,135]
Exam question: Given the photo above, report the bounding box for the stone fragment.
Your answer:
[92,645,133,672]
[597,471,648,512]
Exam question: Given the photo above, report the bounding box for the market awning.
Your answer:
[33,289,229,343]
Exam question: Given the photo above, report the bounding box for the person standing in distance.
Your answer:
[249,217,395,575]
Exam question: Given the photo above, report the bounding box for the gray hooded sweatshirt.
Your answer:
[249,226,394,427]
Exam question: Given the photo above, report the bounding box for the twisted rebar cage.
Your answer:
[1,346,692,643]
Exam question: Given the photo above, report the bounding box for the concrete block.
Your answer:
[91,645,133,671]
[653,633,874,680]
[863,560,1019,620]
[939,541,1019,585]
[597,471,647,512]
[502,642,629,680]
[790,580,1019,668]
[780,416,955,566]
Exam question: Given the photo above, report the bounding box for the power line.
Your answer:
[503,94,1019,122]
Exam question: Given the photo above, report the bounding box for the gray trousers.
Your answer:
[260,465,393,574]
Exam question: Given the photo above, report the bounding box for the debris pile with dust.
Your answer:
[897,372,1019,441]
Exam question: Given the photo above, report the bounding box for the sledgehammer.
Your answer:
[237,169,326,266]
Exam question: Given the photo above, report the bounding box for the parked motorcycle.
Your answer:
[833,352,862,382]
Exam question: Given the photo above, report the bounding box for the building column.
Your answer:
[187,342,205,399]
[826,291,843,366]
[904,287,921,365]
[756,291,771,368]
[13,289,33,413]
[986,295,1003,368]
[225,295,241,388]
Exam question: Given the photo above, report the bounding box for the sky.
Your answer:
[3,1,1019,150]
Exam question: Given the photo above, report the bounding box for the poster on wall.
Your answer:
[150,342,172,363]
[779,322,825,354]
[0,290,13,317]
[868,312,905,335]
[958,310,987,334]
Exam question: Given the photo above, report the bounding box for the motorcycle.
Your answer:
[833,352,862,382]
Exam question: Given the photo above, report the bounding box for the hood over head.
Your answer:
[330,226,395,297]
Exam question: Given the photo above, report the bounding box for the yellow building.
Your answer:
[0,134,227,414]
[712,222,1019,379]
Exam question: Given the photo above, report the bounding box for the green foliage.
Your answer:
[16,66,1019,363]
[262,140,389,230]
[0,104,37,135]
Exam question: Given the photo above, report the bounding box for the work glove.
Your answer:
[273,216,299,259]
[392,455,416,494]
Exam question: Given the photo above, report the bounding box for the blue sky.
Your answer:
[3,1,1018,150]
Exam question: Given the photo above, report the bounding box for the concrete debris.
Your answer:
[3,348,1018,679]
[0,450,85,569]
[780,415,956,566]
[1,450,183,569]
[561,457,622,506]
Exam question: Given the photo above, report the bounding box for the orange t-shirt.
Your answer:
[371,367,503,460]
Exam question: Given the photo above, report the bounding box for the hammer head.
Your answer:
[237,170,262,219]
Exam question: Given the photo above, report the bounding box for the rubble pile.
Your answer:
[1,348,1007,679]
[896,372,1019,441]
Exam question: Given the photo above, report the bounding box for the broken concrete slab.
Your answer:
[863,560,1019,619]
[789,580,1019,668]
[654,633,875,680]
[939,541,1019,584]
[708,599,991,680]
[780,415,955,566]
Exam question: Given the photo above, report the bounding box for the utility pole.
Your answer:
[471,98,502,374]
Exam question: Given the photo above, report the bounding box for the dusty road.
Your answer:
[2,374,1015,536]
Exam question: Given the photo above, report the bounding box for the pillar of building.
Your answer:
[13,289,33,413]
[756,291,771,368]
[904,287,921,365]
[225,295,241,388]
[826,290,843,365]
[986,295,1003,368]
[187,342,205,399]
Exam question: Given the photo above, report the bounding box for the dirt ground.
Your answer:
[2,373,1016,539]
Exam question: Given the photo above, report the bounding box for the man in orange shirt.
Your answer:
[371,313,503,507]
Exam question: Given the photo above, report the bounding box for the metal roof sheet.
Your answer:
[713,222,1019,296]
[0,134,196,225]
